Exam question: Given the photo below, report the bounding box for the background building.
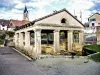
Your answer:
[0,19,10,30]
[83,13,100,44]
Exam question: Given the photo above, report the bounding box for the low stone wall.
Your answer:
[15,46,35,58]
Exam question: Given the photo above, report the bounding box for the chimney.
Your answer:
[75,16,77,18]
[53,10,57,13]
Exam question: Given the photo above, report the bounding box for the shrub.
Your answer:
[0,39,4,45]
[5,31,15,37]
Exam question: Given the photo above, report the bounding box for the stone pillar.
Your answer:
[14,33,18,47]
[34,29,41,55]
[19,32,24,47]
[68,30,73,52]
[97,33,100,44]
[79,31,84,45]
[17,33,20,47]
[25,31,30,50]
[54,30,60,52]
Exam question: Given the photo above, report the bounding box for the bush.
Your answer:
[5,31,15,37]
[84,45,100,52]
[0,39,4,45]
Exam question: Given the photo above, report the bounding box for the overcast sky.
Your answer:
[0,0,99,23]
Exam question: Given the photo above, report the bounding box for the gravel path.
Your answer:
[35,56,100,75]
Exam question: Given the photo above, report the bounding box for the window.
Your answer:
[61,18,66,23]
[92,23,94,26]
[92,23,95,29]
[89,18,96,22]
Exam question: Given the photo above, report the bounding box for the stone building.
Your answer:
[14,8,84,57]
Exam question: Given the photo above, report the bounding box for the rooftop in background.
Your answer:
[88,13,100,19]
[9,20,30,28]
[0,19,10,26]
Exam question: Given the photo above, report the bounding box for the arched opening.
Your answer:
[61,18,66,23]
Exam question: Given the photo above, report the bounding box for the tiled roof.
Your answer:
[0,19,10,26]
[88,13,100,19]
[10,20,30,27]
[21,20,30,25]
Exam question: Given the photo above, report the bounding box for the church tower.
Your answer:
[23,6,29,20]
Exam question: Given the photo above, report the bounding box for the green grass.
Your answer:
[84,45,100,62]
[84,45,100,52]
[0,39,4,45]
[89,53,100,62]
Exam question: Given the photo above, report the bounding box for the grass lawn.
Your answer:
[84,45,100,52]
[90,53,100,62]
[84,45,100,62]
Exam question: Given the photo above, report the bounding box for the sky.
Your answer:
[0,0,100,23]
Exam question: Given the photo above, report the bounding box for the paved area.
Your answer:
[0,47,100,75]
[35,57,100,75]
[0,47,45,75]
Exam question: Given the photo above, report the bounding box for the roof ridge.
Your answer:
[33,8,66,22]
[88,13,100,19]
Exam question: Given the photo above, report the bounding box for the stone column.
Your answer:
[17,33,20,47]
[14,33,18,47]
[54,30,60,52]
[25,31,30,50]
[19,32,24,47]
[34,29,41,55]
[68,30,73,52]
[97,33,100,44]
[79,31,84,45]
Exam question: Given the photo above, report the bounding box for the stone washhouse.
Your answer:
[14,9,84,57]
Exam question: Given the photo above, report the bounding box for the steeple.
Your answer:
[24,5,28,13]
[23,5,29,20]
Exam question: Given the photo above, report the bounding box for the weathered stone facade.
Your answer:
[14,9,84,57]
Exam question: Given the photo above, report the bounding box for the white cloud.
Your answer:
[14,3,25,9]
[66,0,95,23]
[0,0,99,24]
[92,10,98,13]
[0,12,22,20]
[11,9,22,14]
